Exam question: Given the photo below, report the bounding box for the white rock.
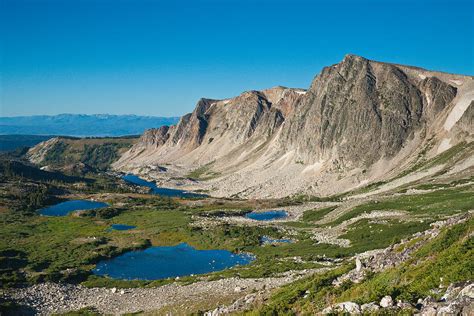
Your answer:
[380,295,393,308]
[110,287,117,294]
[234,286,243,293]
[355,258,363,272]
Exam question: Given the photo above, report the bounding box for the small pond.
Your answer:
[92,242,254,280]
[260,236,293,245]
[38,200,108,217]
[245,210,288,221]
[109,224,136,231]
[122,174,207,198]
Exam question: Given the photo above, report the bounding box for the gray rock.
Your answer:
[437,302,463,315]
[397,301,414,310]
[421,305,438,316]
[422,296,437,306]
[458,284,474,299]
[361,302,380,312]
[322,302,361,314]
[461,301,474,316]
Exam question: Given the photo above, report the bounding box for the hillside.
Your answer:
[27,136,139,174]
[0,114,179,137]
[114,55,474,199]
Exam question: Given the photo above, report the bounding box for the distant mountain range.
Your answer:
[0,114,180,137]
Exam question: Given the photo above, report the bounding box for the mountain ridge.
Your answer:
[113,55,474,198]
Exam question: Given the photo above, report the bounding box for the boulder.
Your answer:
[380,295,393,308]
[442,284,463,302]
[458,284,474,299]
[437,302,463,315]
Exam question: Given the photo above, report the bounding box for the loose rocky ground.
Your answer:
[3,269,325,315]
[321,282,474,315]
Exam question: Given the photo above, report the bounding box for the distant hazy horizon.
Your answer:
[1,0,473,117]
[0,114,180,137]
[0,113,181,119]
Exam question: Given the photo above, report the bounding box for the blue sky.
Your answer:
[1,0,473,117]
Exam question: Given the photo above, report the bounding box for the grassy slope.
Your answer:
[324,186,473,227]
[246,216,473,315]
[34,136,138,171]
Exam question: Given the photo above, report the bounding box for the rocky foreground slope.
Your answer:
[113,55,474,198]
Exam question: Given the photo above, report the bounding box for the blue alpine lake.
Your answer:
[122,174,207,198]
[260,236,292,245]
[109,224,136,231]
[38,200,108,216]
[92,242,254,280]
[245,210,288,221]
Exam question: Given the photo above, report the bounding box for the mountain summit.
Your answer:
[114,55,474,198]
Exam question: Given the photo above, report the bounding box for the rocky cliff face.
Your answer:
[114,55,474,198]
[277,55,459,168]
[117,86,306,168]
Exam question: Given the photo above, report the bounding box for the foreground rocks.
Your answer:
[3,270,323,315]
[321,282,474,315]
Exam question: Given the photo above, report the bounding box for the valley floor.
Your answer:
[1,144,473,315]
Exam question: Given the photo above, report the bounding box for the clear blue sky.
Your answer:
[1,0,473,117]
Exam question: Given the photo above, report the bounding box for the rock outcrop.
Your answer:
[321,282,474,315]
[114,55,474,198]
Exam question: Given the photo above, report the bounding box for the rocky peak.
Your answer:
[284,54,458,167]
